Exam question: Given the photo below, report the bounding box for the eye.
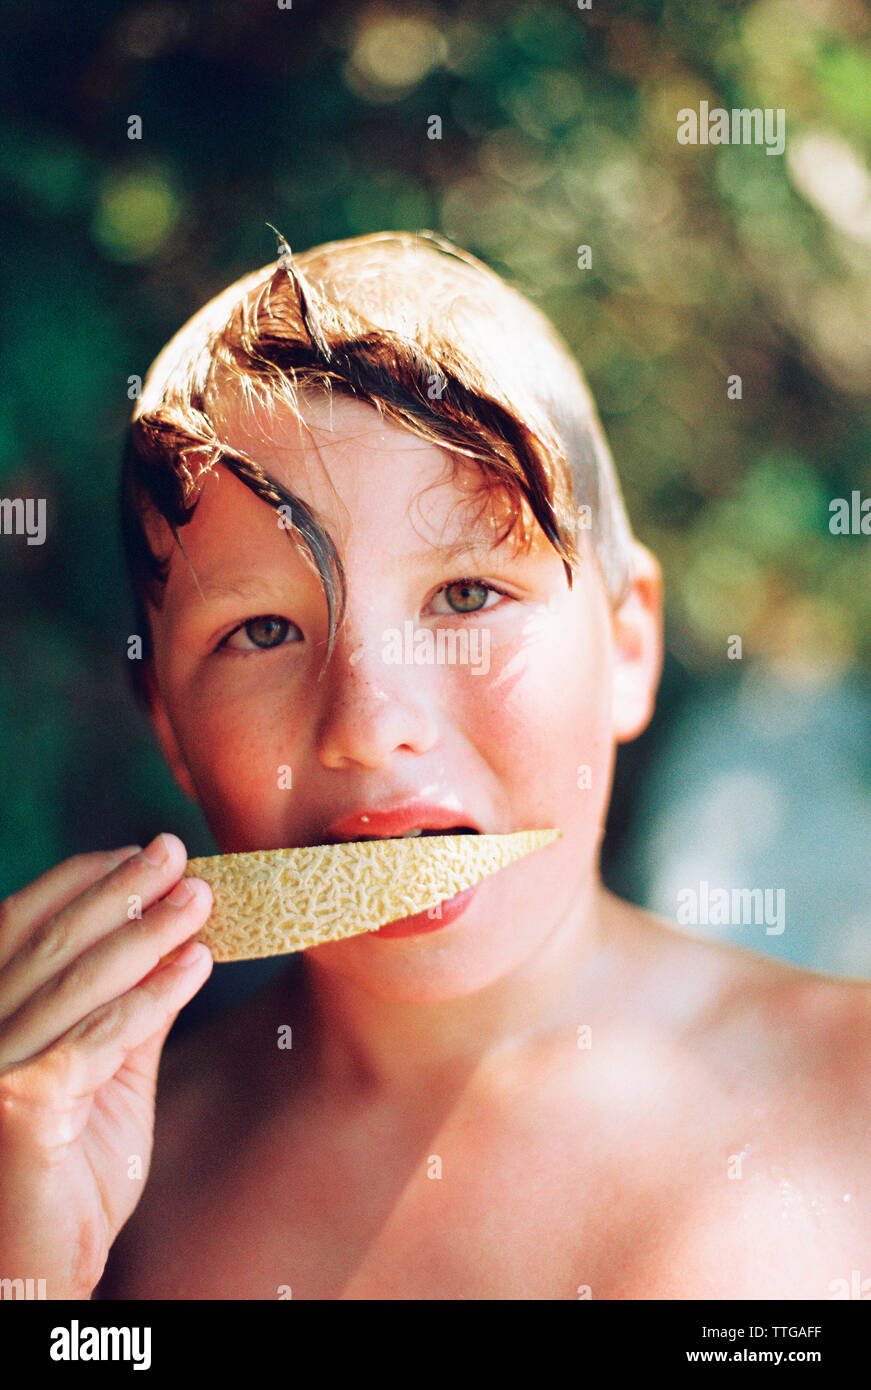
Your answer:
[218,615,301,652]
[428,580,506,616]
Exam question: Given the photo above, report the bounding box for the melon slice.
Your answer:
[184,829,561,962]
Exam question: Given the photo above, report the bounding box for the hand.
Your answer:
[0,834,213,1299]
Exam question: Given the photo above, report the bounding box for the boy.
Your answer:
[1,231,868,1300]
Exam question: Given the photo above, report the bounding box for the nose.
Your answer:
[314,621,440,770]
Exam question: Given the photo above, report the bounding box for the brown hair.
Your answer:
[119,229,634,710]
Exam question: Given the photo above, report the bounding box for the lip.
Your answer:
[373,880,480,937]
[322,799,483,844]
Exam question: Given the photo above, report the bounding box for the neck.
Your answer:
[300,877,612,1098]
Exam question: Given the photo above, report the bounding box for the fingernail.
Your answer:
[173,940,210,968]
[141,833,171,867]
[165,878,195,907]
[109,844,142,867]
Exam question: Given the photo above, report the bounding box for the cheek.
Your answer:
[162,674,290,845]
[455,606,614,789]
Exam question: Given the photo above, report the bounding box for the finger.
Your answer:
[0,942,213,1113]
[0,876,212,1075]
[0,834,189,1017]
[0,847,141,969]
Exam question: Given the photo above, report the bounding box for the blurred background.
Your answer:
[1,0,869,1020]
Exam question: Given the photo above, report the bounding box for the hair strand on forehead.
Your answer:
[120,230,635,711]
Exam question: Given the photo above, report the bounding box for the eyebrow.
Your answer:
[195,533,520,602]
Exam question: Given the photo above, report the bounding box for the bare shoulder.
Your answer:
[606,893,871,1293]
[681,915,868,1089]
[608,888,871,1080]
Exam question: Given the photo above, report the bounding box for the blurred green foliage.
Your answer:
[1,0,870,895]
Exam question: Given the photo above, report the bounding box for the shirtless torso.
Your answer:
[100,896,871,1301]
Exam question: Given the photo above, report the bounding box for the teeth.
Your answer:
[400,828,475,838]
[357,826,477,841]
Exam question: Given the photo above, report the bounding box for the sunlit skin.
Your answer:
[143,391,654,1018]
[102,393,871,1300]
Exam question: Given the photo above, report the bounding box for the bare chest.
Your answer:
[118,1116,608,1299]
[110,1054,845,1301]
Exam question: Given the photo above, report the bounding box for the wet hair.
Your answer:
[119,229,635,711]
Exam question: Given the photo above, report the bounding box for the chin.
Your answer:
[304,916,549,1004]
[306,834,589,1001]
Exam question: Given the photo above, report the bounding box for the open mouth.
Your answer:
[356,826,480,841]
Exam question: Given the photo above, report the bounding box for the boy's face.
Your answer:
[144,391,660,1002]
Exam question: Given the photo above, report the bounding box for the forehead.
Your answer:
[224,388,515,532]
[148,389,537,575]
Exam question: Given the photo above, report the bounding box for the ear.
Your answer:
[142,664,199,802]
[610,541,663,743]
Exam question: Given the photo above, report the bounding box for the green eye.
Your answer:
[248,617,288,647]
[440,581,493,614]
